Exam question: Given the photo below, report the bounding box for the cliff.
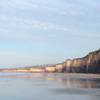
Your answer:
[0,49,99,73]
[62,49,100,73]
[29,49,100,73]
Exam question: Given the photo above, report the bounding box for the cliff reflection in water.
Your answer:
[1,72,100,89]
[45,74,100,88]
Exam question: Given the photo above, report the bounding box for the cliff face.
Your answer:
[63,49,100,73]
[4,49,99,73]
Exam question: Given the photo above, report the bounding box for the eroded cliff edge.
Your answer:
[61,49,100,73]
[30,49,100,73]
[0,49,100,73]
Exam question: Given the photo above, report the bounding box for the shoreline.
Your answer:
[0,72,100,79]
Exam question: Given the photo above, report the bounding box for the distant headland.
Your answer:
[0,49,100,73]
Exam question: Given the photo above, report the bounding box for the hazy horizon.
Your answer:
[0,0,100,68]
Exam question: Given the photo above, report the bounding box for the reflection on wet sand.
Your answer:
[52,78,97,88]
[0,73,100,88]
[45,73,100,88]
[0,73,100,100]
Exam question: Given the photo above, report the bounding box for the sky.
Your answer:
[0,0,100,68]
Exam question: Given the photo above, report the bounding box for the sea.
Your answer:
[0,72,100,100]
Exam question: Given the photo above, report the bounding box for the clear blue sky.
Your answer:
[0,0,100,68]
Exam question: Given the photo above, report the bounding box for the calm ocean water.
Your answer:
[0,73,100,100]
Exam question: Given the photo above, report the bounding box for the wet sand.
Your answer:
[0,73,100,100]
